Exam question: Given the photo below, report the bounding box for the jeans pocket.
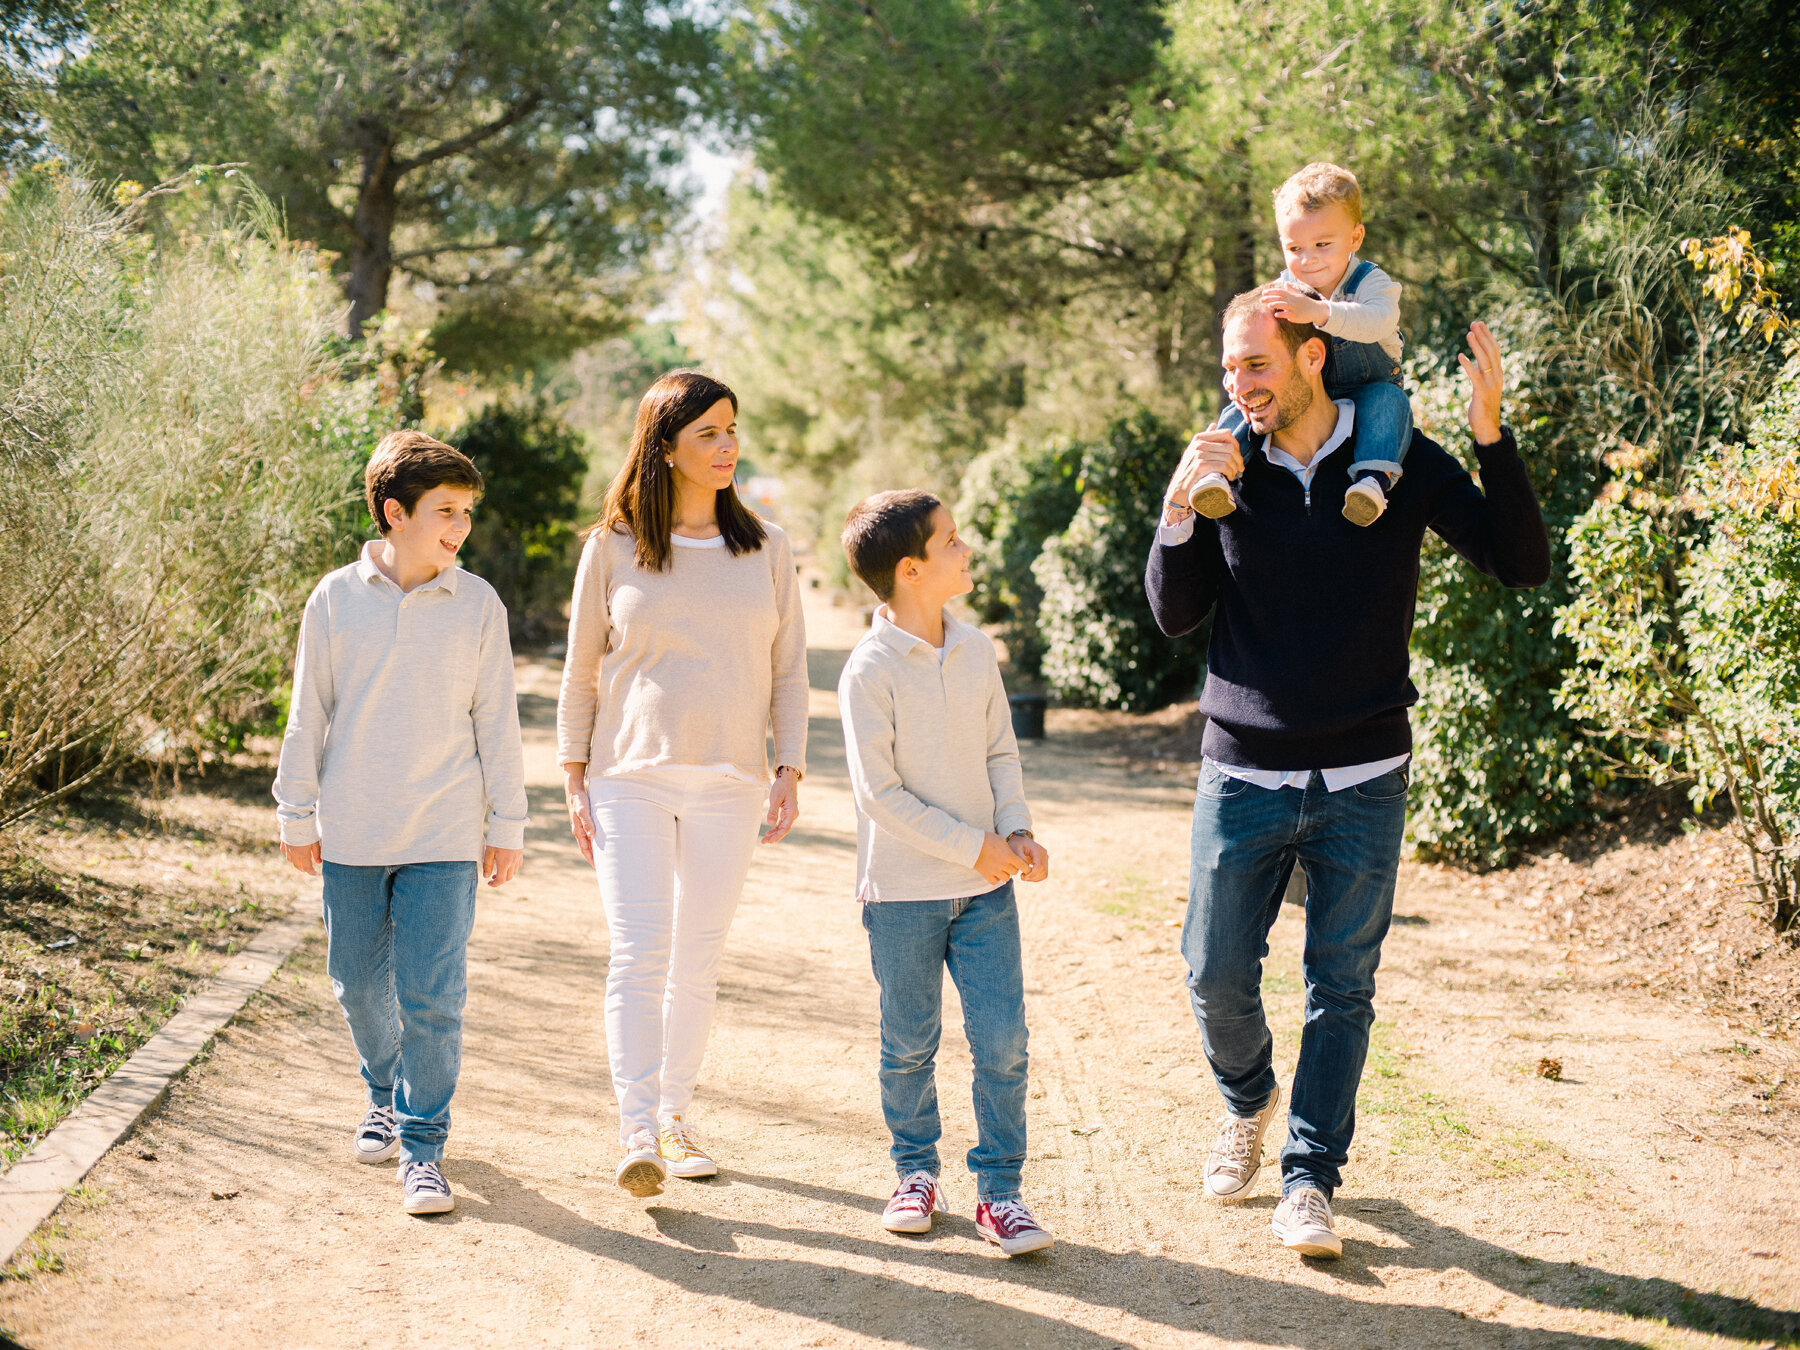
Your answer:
[1352,767,1410,803]
[1197,761,1251,799]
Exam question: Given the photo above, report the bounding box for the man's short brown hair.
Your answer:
[1273,161,1363,225]
[841,489,941,602]
[364,429,484,536]
[1221,286,1328,359]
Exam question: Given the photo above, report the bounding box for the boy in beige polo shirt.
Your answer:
[273,431,527,1216]
[838,488,1054,1257]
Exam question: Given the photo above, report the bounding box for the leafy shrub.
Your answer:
[1558,353,1800,930]
[1033,411,1202,711]
[450,393,589,642]
[958,438,1084,681]
[0,167,375,829]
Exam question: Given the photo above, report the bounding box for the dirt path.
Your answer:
[3,591,1797,1349]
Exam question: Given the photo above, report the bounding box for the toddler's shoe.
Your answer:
[975,1197,1054,1256]
[1190,472,1237,519]
[616,1126,668,1197]
[658,1115,717,1179]
[1271,1185,1342,1258]
[352,1104,399,1164]
[882,1170,944,1234]
[1342,476,1388,526]
[1202,1081,1280,1203]
[398,1160,454,1215]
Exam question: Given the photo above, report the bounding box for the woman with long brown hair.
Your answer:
[556,371,807,1196]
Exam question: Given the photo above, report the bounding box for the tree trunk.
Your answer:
[346,118,401,337]
[1203,149,1259,412]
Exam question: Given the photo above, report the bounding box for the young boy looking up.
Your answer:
[273,430,527,1217]
[1187,161,1413,528]
[837,490,1054,1257]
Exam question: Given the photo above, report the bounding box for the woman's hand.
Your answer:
[763,767,800,844]
[563,762,594,865]
[1460,320,1505,445]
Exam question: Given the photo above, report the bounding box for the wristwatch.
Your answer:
[1008,829,1035,840]
[775,764,803,782]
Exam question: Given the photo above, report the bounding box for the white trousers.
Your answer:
[588,768,766,1144]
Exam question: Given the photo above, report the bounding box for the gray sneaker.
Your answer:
[399,1160,454,1215]
[352,1105,399,1164]
[1271,1185,1342,1258]
[1202,1082,1281,1203]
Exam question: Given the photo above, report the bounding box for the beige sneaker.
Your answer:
[1190,471,1236,519]
[1202,1081,1281,1203]
[658,1115,718,1179]
[1271,1185,1342,1258]
[1342,476,1387,526]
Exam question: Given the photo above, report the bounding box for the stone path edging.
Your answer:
[0,898,317,1266]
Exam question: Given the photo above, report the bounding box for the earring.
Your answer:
[665,458,673,467]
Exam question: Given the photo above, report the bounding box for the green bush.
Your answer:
[450,393,589,642]
[1558,354,1800,930]
[958,438,1084,681]
[0,167,376,828]
[1033,411,1202,711]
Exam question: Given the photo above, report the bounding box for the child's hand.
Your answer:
[1261,281,1330,327]
[483,846,523,888]
[280,840,321,876]
[1008,834,1050,883]
[975,832,1025,886]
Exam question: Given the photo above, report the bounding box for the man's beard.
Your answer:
[1267,365,1315,433]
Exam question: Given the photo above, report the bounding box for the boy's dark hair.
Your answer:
[365,430,484,536]
[841,489,942,602]
[1221,285,1327,360]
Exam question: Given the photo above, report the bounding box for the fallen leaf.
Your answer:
[1070,1124,1103,1137]
[210,1189,240,1201]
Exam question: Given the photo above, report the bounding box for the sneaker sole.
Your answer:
[981,1228,1054,1257]
[404,1193,455,1216]
[617,1159,667,1197]
[667,1157,718,1179]
[1192,483,1236,519]
[1276,1230,1342,1259]
[1202,1165,1262,1204]
[883,1210,934,1234]
[354,1139,400,1165]
[1341,494,1383,527]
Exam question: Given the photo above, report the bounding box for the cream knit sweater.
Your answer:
[556,522,808,783]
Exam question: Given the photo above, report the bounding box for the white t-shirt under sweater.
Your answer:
[556,520,808,785]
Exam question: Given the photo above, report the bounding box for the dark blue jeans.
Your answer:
[861,882,1029,1201]
[321,861,478,1164]
[1181,762,1408,1197]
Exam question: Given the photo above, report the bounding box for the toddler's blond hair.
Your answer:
[1273,162,1363,225]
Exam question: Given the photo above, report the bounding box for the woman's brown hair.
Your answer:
[596,370,767,571]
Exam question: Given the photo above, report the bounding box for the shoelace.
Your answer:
[1285,1189,1330,1227]
[984,1199,1038,1232]
[358,1105,396,1140]
[662,1120,702,1157]
[405,1162,449,1196]
[891,1175,936,1210]
[1213,1114,1262,1167]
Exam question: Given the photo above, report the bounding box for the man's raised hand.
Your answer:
[1459,321,1505,445]
[1166,425,1243,513]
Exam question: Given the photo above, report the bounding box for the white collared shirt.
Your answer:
[273,539,529,864]
[1155,400,1408,793]
[838,606,1032,901]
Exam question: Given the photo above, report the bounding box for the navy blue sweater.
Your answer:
[1145,424,1551,770]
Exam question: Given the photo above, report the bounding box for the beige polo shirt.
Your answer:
[272,540,529,865]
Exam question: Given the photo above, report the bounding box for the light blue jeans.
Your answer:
[1219,334,1412,487]
[321,861,478,1164]
[1181,761,1409,1198]
[861,882,1029,1201]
